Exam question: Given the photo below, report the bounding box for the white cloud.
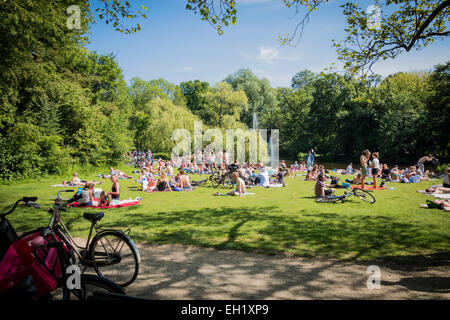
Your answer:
[257,46,280,64]
[181,66,194,72]
[251,46,302,65]
[239,0,272,4]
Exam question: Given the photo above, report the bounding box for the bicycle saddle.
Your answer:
[83,211,104,222]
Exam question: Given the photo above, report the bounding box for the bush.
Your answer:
[152,152,171,160]
[437,163,449,173]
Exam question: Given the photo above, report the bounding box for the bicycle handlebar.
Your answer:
[1,197,39,218]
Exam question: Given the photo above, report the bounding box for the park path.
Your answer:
[120,242,449,300]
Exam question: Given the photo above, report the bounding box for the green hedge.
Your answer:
[152,152,171,160]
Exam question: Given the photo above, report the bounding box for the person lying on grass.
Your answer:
[315,174,335,199]
[417,186,450,194]
[62,172,104,187]
[420,199,450,211]
[109,167,132,179]
[228,172,246,197]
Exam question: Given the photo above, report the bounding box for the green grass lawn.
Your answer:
[1,168,449,261]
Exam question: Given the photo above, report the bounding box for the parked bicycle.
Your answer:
[315,188,376,204]
[0,196,124,300]
[209,167,235,189]
[45,190,141,287]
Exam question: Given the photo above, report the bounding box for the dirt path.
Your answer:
[117,242,449,300]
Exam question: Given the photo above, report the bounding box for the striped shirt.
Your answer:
[315,180,325,198]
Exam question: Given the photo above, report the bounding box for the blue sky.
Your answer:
[86,0,450,87]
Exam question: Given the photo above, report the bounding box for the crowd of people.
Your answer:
[61,148,447,206]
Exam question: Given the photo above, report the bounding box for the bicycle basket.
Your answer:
[0,218,18,261]
[0,232,65,298]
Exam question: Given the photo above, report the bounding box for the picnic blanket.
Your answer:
[68,199,139,209]
[214,192,255,196]
[145,187,194,193]
[432,194,450,199]
[351,185,386,191]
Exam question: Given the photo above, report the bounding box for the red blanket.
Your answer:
[351,185,386,191]
[68,200,139,209]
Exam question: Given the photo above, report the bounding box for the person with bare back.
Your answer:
[417,154,433,176]
[360,150,371,189]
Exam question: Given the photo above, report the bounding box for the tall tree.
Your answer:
[224,69,277,128]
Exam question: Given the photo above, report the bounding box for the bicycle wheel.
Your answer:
[210,172,221,188]
[89,231,140,287]
[353,188,376,204]
[223,174,235,189]
[64,274,125,300]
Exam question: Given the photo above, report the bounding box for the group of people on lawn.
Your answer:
[314,150,442,200]
[62,147,448,205]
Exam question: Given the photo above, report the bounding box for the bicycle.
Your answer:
[315,187,376,204]
[0,196,124,300]
[43,189,141,287]
[209,167,235,189]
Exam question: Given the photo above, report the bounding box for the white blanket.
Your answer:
[433,194,450,199]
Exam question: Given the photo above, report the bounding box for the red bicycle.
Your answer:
[0,196,124,300]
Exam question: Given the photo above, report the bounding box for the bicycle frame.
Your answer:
[52,215,131,266]
[49,191,132,269]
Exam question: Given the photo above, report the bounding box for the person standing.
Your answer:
[360,150,371,189]
[305,149,316,171]
[417,154,433,176]
[371,152,380,188]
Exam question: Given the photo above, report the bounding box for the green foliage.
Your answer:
[224,69,278,128]
[263,66,449,164]
[333,0,450,77]
[152,152,171,160]
[200,82,248,127]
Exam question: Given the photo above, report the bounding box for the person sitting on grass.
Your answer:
[299,161,307,172]
[381,164,390,180]
[79,182,95,206]
[315,174,335,198]
[256,167,270,187]
[305,165,319,181]
[99,190,111,207]
[108,175,121,205]
[228,172,246,197]
[274,167,287,187]
[345,173,362,185]
[177,170,192,189]
[346,163,354,175]
[390,165,401,182]
[156,172,172,191]
[442,167,450,188]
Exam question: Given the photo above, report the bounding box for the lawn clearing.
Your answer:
[1,168,449,261]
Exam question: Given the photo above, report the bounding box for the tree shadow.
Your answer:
[381,277,450,294]
[110,205,449,261]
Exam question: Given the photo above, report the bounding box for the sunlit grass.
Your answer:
[1,167,449,261]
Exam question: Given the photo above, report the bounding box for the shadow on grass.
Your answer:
[109,205,449,261]
[381,277,450,294]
